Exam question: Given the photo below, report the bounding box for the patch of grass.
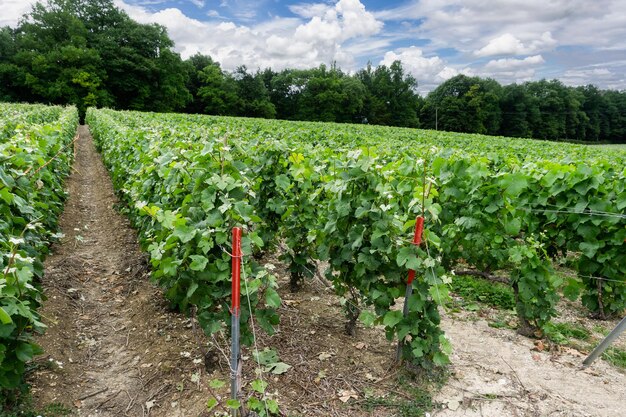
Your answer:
[451,275,515,310]
[488,314,516,330]
[602,347,626,369]
[0,388,74,417]
[592,324,609,336]
[544,322,591,344]
[362,369,447,417]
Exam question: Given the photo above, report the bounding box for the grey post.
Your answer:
[231,310,241,416]
[583,315,626,367]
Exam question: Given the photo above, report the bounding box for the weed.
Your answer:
[592,324,609,336]
[451,275,515,310]
[362,368,447,416]
[544,322,591,344]
[602,347,626,369]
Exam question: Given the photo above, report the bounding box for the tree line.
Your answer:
[1,0,625,142]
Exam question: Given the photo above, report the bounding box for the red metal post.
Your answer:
[231,227,242,313]
[397,216,425,362]
[406,216,425,284]
[230,227,242,416]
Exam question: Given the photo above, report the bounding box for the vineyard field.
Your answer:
[86,107,625,366]
[0,103,78,393]
[2,103,624,416]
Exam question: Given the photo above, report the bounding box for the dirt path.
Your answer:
[30,126,210,416]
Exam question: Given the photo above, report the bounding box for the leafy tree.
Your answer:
[357,61,420,127]
[184,53,217,113]
[1,0,190,118]
[499,84,535,138]
[266,69,306,120]
[196,60,239,115]
[423,75,501,134]
[232,66,276,119]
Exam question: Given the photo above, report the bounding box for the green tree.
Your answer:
[2,0,190,117]
[356,61,420,127]
[196,60,239,115]
[232,66,276,119]
[184,53,219,113]
[423,74,501,134]
[499,83,535,138]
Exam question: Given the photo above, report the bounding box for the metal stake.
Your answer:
[397,216,424,361]
[230,227,242,416]
[583,315,626,367]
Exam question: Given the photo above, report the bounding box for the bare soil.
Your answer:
[29,126,626,417]
[434,314,626,417]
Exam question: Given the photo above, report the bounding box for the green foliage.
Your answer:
[602,347,626,369]
[356,61,420,127]
[87,107,453,368]
[205,377,280,416]
[0,103,78,403]
[362,370,445,417]
[517,160,626,318]
[86,108,281,344]
[2,1,626,140]
[450,275,515,310]
[543,322,591,344]
[2,0,190,118]
[87,106,625,370]
[422,75,502,134]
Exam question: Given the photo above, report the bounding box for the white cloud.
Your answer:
[376,0,625,53]
[189,0,205,8]
[475,33,555,57]
[114,0,382,70]
[0,0,32,27]
[380,46,470,94]
[484,55,545,70]
[3,0,625,91]
[288,3,331,19]
[373,0,626,89]
[561,67,625,89]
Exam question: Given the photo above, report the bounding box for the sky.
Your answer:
[2,0,625,94]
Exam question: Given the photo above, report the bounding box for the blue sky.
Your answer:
[3,0,625,94]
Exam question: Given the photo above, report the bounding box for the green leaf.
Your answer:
[186,282,199,299]
[0,307,12,325]
[358,311,376,327]
[253,348,279,366]
[382,310,403,328]
[433,352,450,366]
[157,210,177,229]
[270,362,291,374]
[173,225,196,243]
[16,342,34,363]
[275,174,290,191]
[226,399,241,409]
[579,241,601,258]
[206,398,218,411]
[499,173,528,196]
[504,218,521,236]
[189,255,208,271]
[265,288,281,308]
[563,278,582,301]
[267,399,280,413]
[250,379,268,393]
[429,285,450,305]
[209,379,226,389]
[396,246,413,267]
